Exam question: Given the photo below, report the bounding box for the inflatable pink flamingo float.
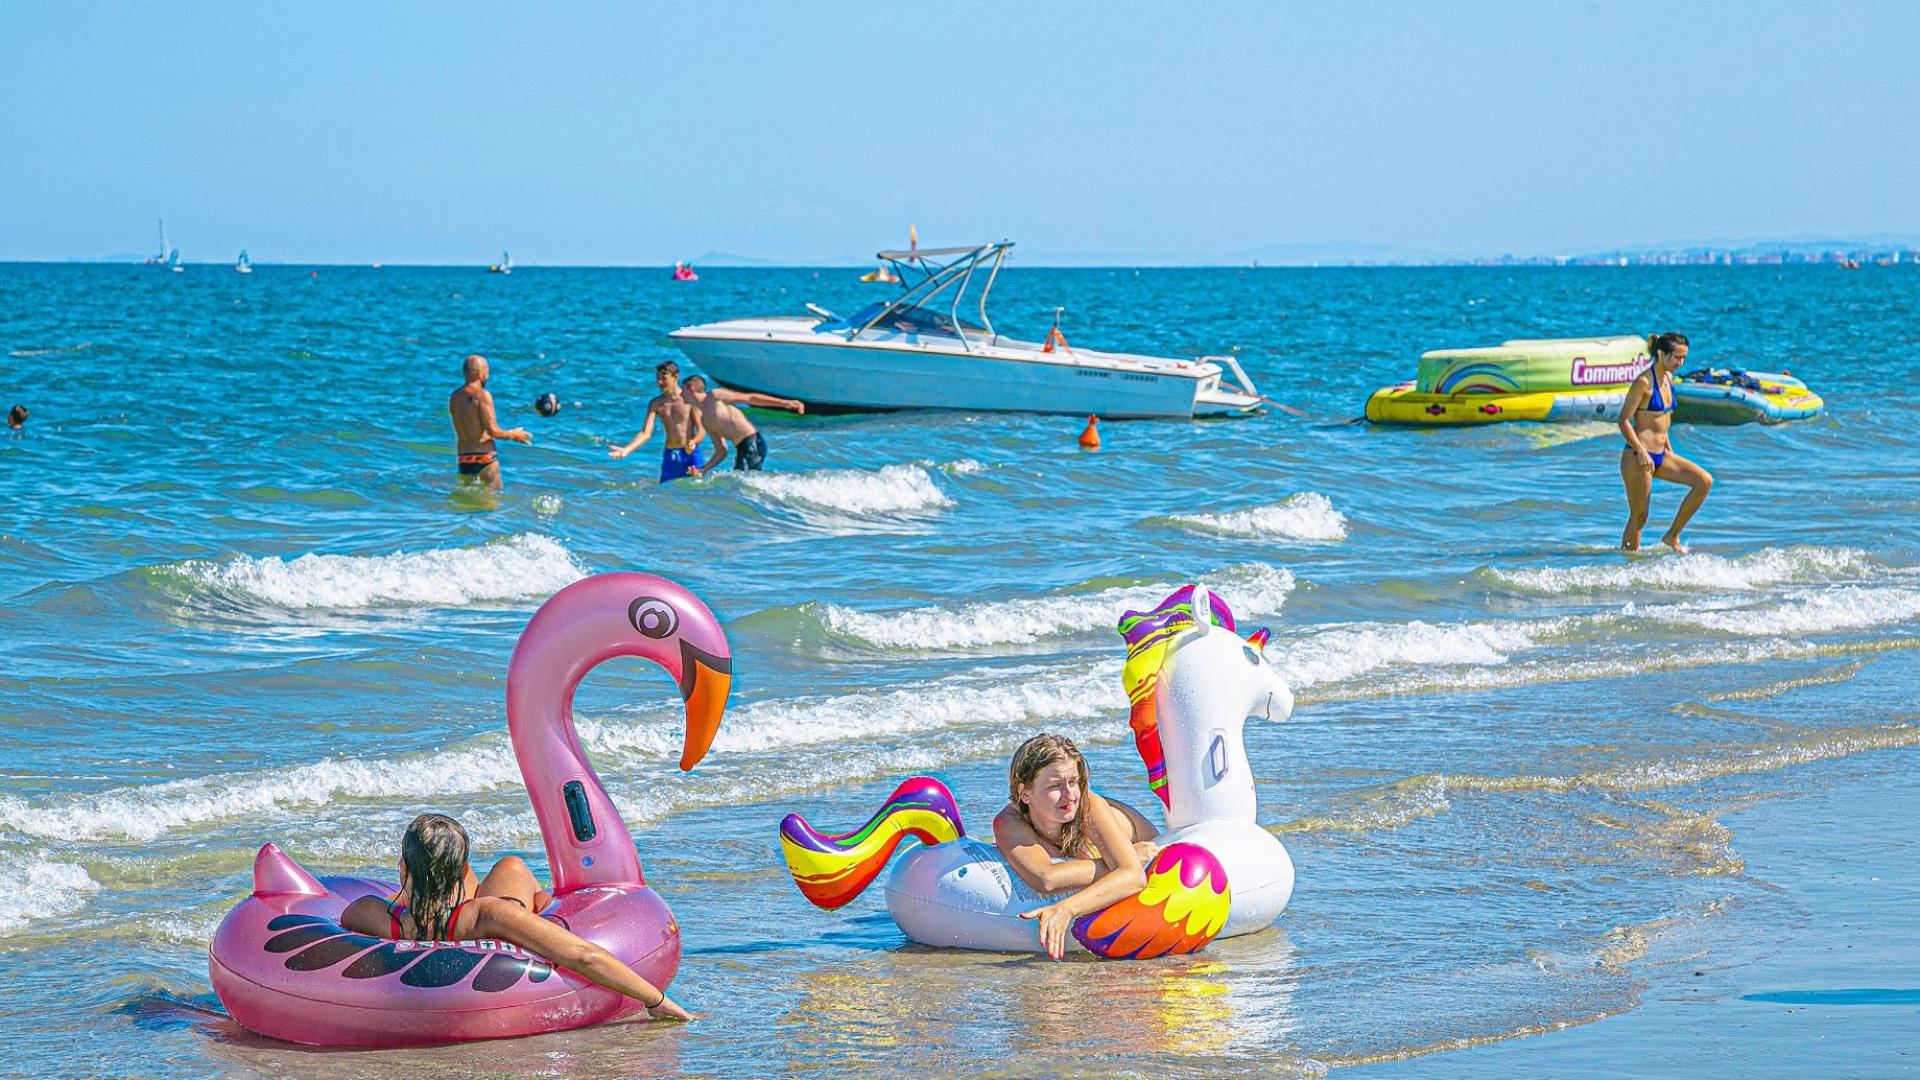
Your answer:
[208,573,732,1046]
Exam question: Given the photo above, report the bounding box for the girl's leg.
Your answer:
[1619,450,1652,550]
[475,855,541,910]
[1656,453,1714,552]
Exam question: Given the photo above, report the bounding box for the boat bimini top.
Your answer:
[813,242,1014,352]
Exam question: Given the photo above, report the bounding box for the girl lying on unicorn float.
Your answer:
[779,583,1297,959]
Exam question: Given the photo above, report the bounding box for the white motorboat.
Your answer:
[669,242,1261,418]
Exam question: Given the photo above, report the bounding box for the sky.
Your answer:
[2,1,1915,265]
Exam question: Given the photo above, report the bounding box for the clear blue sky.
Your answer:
[2,1,1914,264]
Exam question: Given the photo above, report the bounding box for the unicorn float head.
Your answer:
[209,573,731,1046]
[778,583,1296,956]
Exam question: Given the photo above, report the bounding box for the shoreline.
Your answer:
[1367,751,1920,1078]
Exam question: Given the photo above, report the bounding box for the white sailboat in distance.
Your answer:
[235,250,252,274]
[146,220,170,266]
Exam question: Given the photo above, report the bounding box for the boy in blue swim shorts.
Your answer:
[608,361,706,483]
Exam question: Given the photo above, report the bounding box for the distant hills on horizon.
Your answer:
[48,233,1920,268]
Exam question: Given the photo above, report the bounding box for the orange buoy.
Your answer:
[1078,415,1100,450]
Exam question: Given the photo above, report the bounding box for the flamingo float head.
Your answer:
[506,573,732,890]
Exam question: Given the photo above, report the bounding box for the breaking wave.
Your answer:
[1164,492,1349,542]
[158,534,588,610]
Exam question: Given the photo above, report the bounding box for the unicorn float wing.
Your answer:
[776,583,1295,957]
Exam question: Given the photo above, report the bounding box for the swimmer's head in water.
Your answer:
[1648,332,1689,371]
[463,354,489,384]
[6,405,24,429]
[1010,733,1092,857]
[398,813,470,940]
[534,392,560,417]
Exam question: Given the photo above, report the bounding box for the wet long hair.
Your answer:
[398,813,470,940]
[1009,734,1093,858]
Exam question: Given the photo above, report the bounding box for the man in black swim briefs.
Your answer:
[448,354,532,489]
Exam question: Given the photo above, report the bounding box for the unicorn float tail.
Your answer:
[779,776,965,910]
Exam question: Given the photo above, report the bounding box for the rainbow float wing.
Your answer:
[779,777,965,910]
[1071,843,1231,959]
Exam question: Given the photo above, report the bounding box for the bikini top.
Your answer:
[387,899,472,942]
[1638,373,1674,414]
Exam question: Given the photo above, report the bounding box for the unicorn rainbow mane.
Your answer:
[1117,585,1267,809]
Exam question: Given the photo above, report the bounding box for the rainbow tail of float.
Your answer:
[779,776,965,910]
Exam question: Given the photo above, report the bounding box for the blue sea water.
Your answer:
[2,262,1917,1078]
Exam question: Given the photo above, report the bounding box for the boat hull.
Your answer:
[672,334,1235,419]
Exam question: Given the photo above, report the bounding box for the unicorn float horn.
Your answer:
[779,777,965,910]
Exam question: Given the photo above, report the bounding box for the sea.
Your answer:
[2,262,1916,1078]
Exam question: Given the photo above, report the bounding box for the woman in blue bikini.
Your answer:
[1619,332,1714,553]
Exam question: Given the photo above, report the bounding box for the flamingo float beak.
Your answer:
[677,640,732,771]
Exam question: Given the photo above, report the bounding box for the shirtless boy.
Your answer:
[681,375,804,472]
[609,361,706,482]
[448,355,531,488]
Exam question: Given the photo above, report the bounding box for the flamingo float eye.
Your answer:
[628,597,679,639]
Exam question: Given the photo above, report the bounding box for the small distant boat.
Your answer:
[168,248,184,273]
[858,264,899,284]
[672,261,698,282]
[489,251,513,274]
[235,250,252,274]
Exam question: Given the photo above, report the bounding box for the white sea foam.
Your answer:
[1278,617,1561,690]
[1168,492,1349,542]
[1648,587,1920,637]
[0,734,534,843]
[817,563,1295,650]
[737,464,953,516]
[0,854,100,934]
[0,659,1120,845]
[1489,546,1872,595]
[169,533,588,609]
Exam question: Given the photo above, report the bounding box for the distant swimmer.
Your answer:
[448,354,532,489]
[6,405,25,430]
[609,360,705,482]
[1619,332,1713,553]
[681,375,803,472]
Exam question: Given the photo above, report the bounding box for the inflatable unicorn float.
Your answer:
[779,584,1296,958]
[209,573,732,1046]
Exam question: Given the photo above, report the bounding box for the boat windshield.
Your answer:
[872,304,988,338]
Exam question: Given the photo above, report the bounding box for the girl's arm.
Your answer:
[993,808,1101,893]
[1618,377,1654,468]
[1018,795,1150,960]
[340,895,390,937]
[473,899,694,1020]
